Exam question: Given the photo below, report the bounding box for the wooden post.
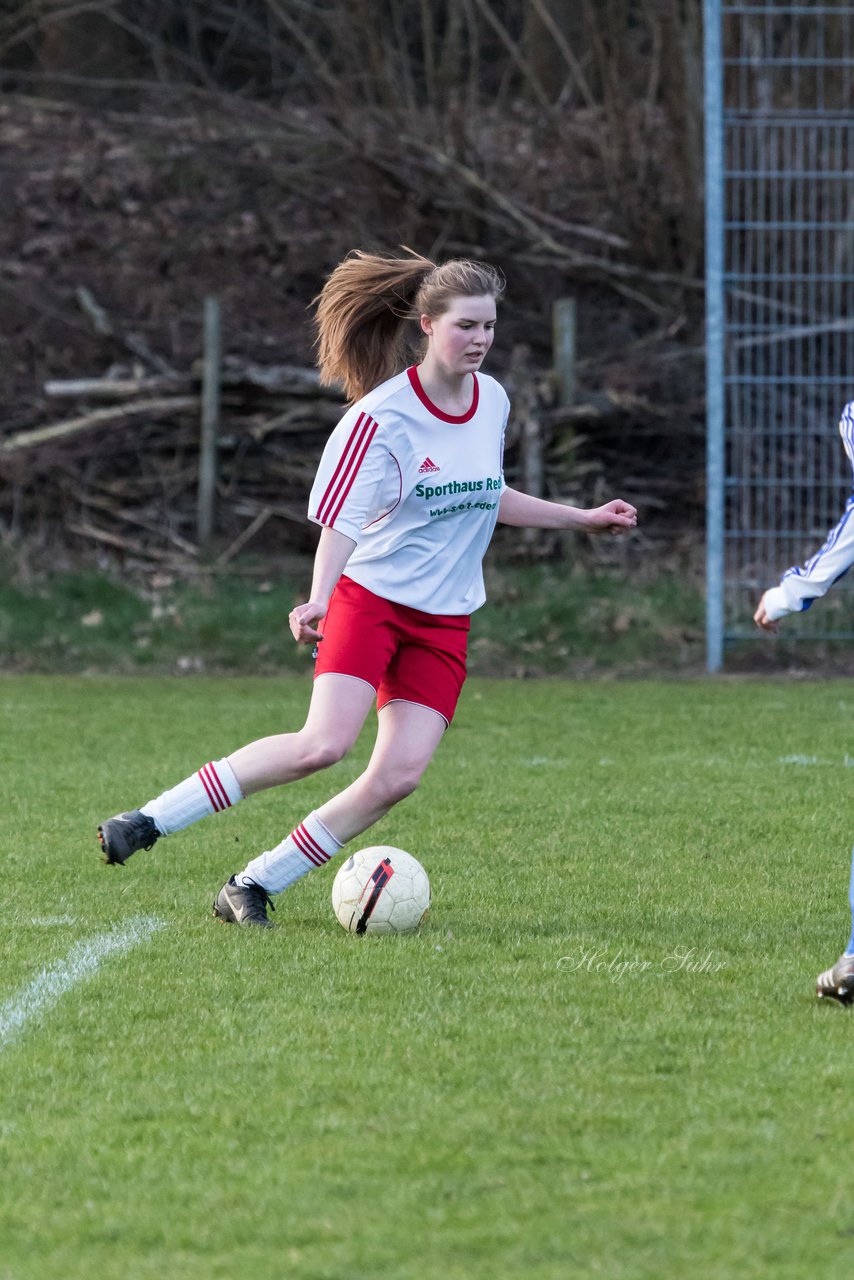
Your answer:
[510,344,546,551]
[197,296,222,553]
[552,297,577,407]
[520,384,544,504]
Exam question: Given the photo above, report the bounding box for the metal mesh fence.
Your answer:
[706,0,854,661]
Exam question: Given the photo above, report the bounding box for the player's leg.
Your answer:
[215,701,447,923]
[98,673,376,865]
[816,842,854,1005]
[214,595,467,926]
[227,672,377,794]
[316,699,448,840]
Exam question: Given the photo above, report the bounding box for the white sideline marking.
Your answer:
[0,916,166,1050]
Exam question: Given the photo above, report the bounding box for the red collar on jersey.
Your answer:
[407,365,479,424]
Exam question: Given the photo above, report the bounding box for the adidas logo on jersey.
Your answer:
[418,456,441,474]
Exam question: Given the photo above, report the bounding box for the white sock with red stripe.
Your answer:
[235,811,343,894]
[141,758,243,836]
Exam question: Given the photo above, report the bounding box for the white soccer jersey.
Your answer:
[308,365,510,614]
[763,401,854,621]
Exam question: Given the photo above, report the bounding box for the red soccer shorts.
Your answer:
[313,575,470,725]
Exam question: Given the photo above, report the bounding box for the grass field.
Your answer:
[0,564,706,677]
[1,674,853,1279]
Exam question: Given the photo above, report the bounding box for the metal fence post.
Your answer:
[708,2,854,653]
[704,0,725,672]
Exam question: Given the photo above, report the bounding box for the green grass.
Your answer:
[0,565,706,676]
[1,675,853,1278]
[477,561,705,673]
[0,571,306,675]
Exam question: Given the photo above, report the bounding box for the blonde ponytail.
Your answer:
[313,248,505,403]
[313,248,434,403]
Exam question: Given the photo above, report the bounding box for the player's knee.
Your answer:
[376,766,422,807]
[297,736,350,775]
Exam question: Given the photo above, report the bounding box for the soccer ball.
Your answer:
[331,846,431,935]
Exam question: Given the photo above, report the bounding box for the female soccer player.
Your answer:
[754,399,854,1004]
[97,249,638,925]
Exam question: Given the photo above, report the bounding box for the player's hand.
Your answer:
[585,499,638,536]
[289,601,326,644]
[753,594,780,633]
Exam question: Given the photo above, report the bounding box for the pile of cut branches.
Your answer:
[0,346,683,577]
[0,358,344,571]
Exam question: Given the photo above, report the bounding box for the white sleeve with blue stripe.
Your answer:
[763,402,854,621]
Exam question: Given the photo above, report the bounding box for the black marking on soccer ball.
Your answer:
[355,858,394,935]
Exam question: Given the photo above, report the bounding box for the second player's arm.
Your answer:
[498,486,637,534]
[755,496,854,632]
[289,525,357,644]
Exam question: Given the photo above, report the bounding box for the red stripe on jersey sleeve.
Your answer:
[314,413,365,523]
[327,416,379,527]
[315,413,375,526]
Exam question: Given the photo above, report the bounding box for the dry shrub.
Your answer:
[2,1,706,284]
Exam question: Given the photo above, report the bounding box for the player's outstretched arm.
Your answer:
[498,486,638,535]
[754,494,854,634]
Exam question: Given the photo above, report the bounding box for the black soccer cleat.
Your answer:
[98,809,160,866]
[816,953,854,1006]
[212,876,276,928]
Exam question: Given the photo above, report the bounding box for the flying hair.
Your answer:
[313,248,505,403]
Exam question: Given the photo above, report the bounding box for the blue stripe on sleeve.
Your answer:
[840,402,854,472]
